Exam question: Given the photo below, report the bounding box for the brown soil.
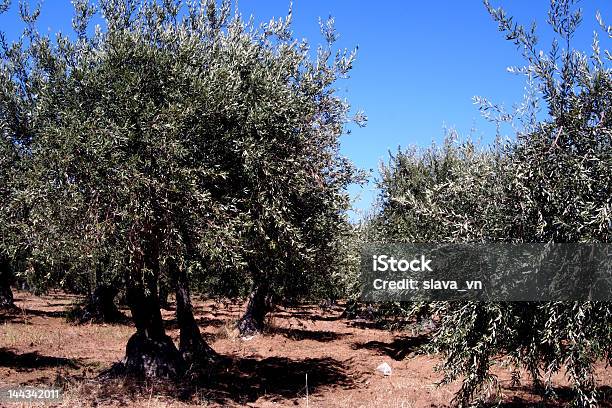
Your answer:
[0,291,610,407]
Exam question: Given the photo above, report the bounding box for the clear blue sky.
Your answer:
[1,1,610,219]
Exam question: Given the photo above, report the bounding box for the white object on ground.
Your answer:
[376,362,392,376]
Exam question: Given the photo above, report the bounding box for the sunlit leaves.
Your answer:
[1,0,361,306]
[376,2,611,406]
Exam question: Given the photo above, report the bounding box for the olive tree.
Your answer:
[0,0,41,309]
[6,0,361,377]
[0,137,18,309]
[376,134,508,244]
[376,1,611,406]
[222,14,363,335]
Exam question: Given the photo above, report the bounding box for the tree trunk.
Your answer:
[159,281,170,310]
[174,262,217,371]
[237,283,271,336]
[120,243,182,378]
[0,257,15,310]
[0,280,15,310]
[72,285,125,323]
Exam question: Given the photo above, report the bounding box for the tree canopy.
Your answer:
[1,0,362,377]
[374,0,611,405]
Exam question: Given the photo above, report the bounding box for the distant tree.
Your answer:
[222,14,363,335]
[236,154,361,335]
[376,0,611,406]
[66,258,126,324]
[375,134,508,244]
[5,0,362,377]
[0,0,37,309]
[0,138,17,309]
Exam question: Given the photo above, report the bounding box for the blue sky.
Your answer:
[1,1,610,218]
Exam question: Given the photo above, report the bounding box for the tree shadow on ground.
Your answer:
[0,311,21,324]
[344,317,399,330]
[0,307,54,324]
[352,334,429,361]
[43,302,76,308]
[195,316,226,328]
[274,309,343,322]
[204,355,352,405]
[13,292,78,302]
[94,355,352,406]
[163,315,226,331]
[430,385,612,408]
[21,308,69,318]
[491,385,612,408]
[0,348,80,370]
[269,326,347,342]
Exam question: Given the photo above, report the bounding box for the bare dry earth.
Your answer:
[1,290,611,407]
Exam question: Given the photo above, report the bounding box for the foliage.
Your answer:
[1,0,362,374]
[0,0,362,300]
[375,133,509,244]
[0,2,38,299]
[375,1,611,406]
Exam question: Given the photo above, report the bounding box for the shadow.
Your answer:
[195,316,226,328]
[0,306,68,324]
[493,385,612,408]
[3,306,129,325]
[0,306,37,324]
[163,316,226,331]
[346,319,386,330]
[342,315,402,330]
[270,326,347,342]
[0,308,19,324]
[95,355,352,406]
[14,292,77,301]
[0,348,80,370]
[274,310,343,322]
[21,308,68,318]
[207,356,351,405]
[0,315,30,325]
[352,334,429,361]
[201,308,241,318]
[44,302,77,307]
[162,317,178,330]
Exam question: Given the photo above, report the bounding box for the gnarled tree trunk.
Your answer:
[72,284,125,323]
[173,261,217,371]
[0,257,15,310]
[120,241,182,378]
[0,279,15,310]
[159,282,170,310]
[237,283,272,336]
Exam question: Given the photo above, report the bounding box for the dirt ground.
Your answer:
[1,291,611,407]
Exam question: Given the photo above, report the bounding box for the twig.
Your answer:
[549,126,563,151]
[306,373,309,408]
